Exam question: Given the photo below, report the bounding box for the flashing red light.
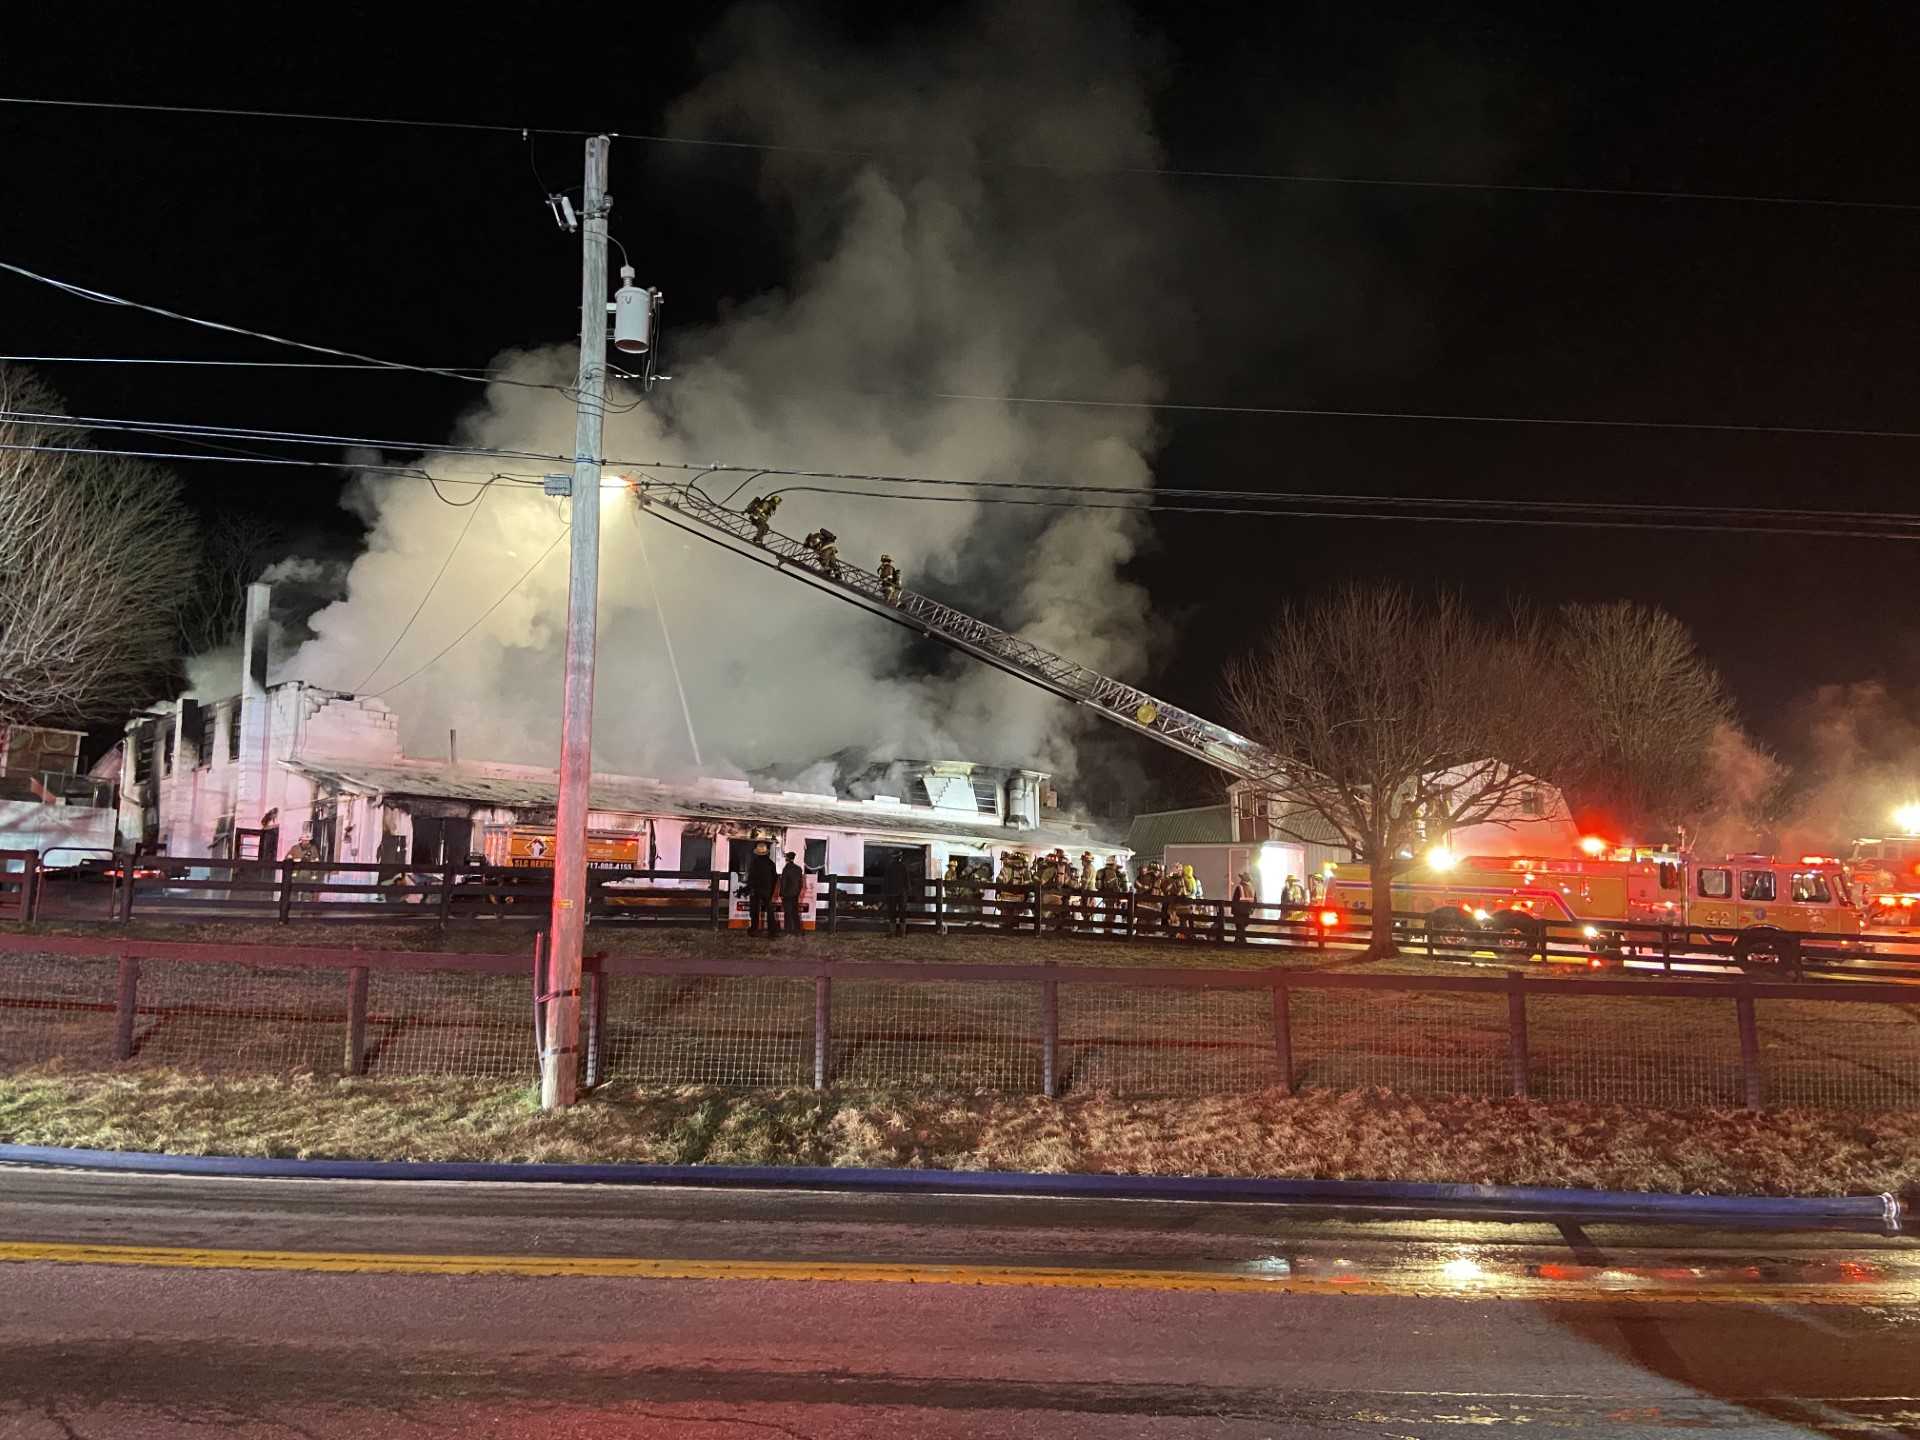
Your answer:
[1577,835,1608,858]
[1317,909,1341,928]
[1800,855,1838,866]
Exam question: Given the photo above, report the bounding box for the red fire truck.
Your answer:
[1325,846,1863,969]
[1848,834,1920,929]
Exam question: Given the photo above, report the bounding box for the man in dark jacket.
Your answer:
[746,841,778,937]
[882,854,911,937]
[780,850,805,937]
[1230,871,1255,945]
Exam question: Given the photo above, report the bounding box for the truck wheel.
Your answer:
[1426,907,1474,949]
[1490,911,1544,956]
[1733,928,1799,975]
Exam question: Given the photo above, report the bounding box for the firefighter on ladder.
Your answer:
[744,494,781,543]
[803,528,840,578]
[877,554,902,604]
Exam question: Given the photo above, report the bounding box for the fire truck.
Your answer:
[1847,834,1920,929]
[626,486,1893,964]
[1324,847,1863,969]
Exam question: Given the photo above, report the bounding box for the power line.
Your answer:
[368,526,569,697]
[0,438,527,487]
[0,93,565,137]
[6,93,1919,213]
[914,390,1920,443]
[0,355,507,374]
[16,352,1920,450]
[11,405,1920,535]
[631,460,1920,533]
[721,465,1920,527]
[357,480,498,692]
[425,474,497,507]
[0,409,572,470]
[0,260,569,395]
[747,482,1920,541]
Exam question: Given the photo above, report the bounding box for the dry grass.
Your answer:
[0,913,1378,972]
[3,1066,1916,1199]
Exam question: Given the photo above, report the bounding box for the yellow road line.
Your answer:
[1,1241,1914,1305]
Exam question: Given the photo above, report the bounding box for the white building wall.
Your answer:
[0,799,117,866]
[123,683,410,863]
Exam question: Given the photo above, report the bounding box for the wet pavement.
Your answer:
[0,1166,1915,1435]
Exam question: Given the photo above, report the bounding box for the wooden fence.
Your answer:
[19,854,1920,978]
[3,930,1917,1110]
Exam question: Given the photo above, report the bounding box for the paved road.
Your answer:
[0,1167,1916,1437]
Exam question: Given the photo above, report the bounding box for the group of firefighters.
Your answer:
[742,495,904,604]
[918,849,1316,942]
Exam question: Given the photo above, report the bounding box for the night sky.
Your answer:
[5,3,1916,809]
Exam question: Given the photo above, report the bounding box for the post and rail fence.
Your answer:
[1,929,1917,1113]
[23,853,1920,980]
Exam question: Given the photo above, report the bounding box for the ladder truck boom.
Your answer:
[641,485,1282,782]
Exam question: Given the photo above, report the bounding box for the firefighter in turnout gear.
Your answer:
[1134,860,1163,933]
[1163,863,1195,941]
[943,855,977,926]
[1230,871,1255,944]
[803,529,840,577]
[1093,854,1123,929]
[744,494,781,543]
[995,851,1032,928]
[1046,849,1075,932]
[877,554,902,603]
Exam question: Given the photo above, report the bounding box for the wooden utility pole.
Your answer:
[542,134,611,1111]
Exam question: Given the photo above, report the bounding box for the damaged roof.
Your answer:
[284,757,1127,854]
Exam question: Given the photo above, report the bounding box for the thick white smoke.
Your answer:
[1774,681,1920,851]
[279,3,1176,790]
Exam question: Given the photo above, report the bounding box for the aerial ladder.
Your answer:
[637,484,1283,783]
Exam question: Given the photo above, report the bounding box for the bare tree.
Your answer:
[0,367,199,726]
[1224,585,1580,956]
[178,511,285,657]
[1554,601,1735,842]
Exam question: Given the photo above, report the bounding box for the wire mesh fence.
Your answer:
[362,969,529,1080]
[0,952,116,1068]
[1062,983,1280,1096]
[2,939,1918,1115]
[600,975,813,1088]
[1527,993,1747,1108]
[829,978,1041,1091]
[125,960,345,1074]
[1752,997,1920,1113]
[1289,986,1510,1099]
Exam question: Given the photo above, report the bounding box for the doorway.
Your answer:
[411,816,474,867]
[862,843,926,880]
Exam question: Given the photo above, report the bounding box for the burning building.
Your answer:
[120,587,1125,883]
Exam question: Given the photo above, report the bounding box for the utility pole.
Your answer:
[543,134,611,1111]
